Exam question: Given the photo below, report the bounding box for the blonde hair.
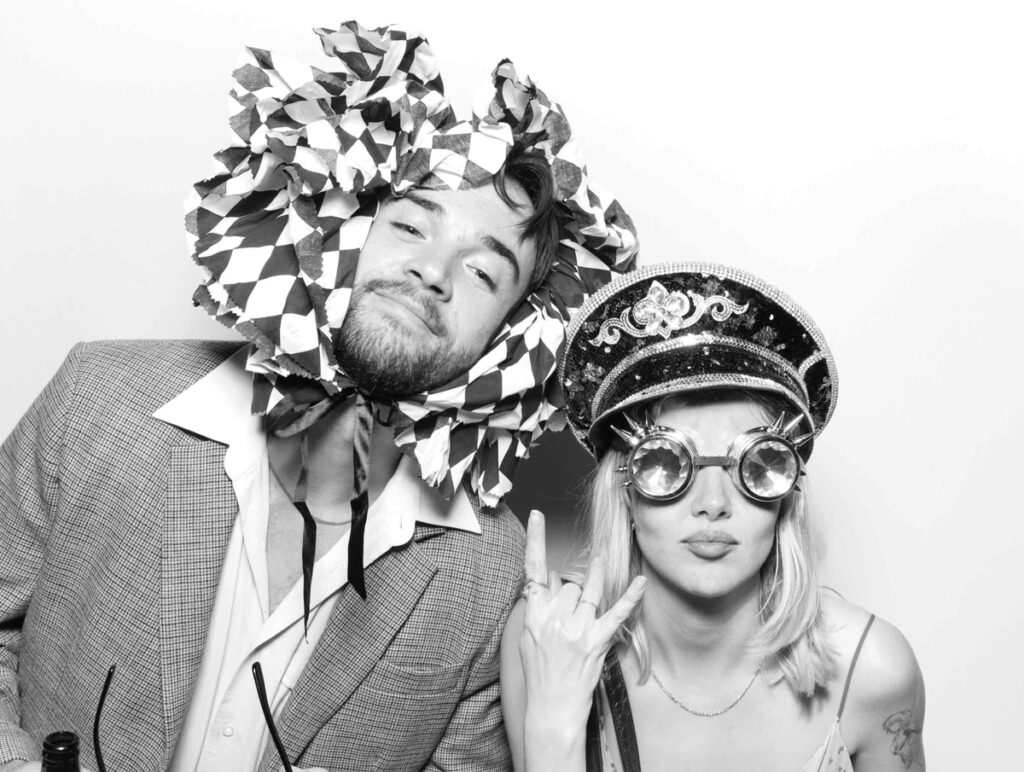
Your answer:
[579,390,837,697]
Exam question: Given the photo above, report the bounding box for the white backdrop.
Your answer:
[2,1,1021,766]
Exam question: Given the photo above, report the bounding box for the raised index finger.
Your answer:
[524,510,548,585]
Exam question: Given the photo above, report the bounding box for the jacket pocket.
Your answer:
[362,659,465,697]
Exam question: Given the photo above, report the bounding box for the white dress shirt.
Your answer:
[153,349,480,772]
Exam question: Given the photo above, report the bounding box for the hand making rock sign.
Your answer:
[500,511,646,772]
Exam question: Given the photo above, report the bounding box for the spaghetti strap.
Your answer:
[837,613,876,719]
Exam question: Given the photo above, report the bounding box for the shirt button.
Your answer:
[222,726,235,737]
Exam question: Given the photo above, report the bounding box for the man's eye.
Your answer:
[470,266,496,290]
[391,221,423,238]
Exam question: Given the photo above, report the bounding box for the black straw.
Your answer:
[252,662,292,772]
[92,664,115,772]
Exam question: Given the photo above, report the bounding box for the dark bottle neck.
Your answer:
[41,731,81,772]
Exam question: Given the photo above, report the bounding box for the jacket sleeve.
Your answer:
[0,344,84,764]
[423,548,522,771]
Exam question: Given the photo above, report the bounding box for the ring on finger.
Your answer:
[525,578,550,591]
[577,599,599,611]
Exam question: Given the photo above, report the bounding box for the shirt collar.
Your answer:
[152,347,481,537]
[152,346,257,447]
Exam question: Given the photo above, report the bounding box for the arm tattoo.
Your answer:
[882,708,923,768]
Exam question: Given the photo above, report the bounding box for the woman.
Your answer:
[501,263,925,771]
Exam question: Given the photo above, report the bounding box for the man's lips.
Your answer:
[372,287,442,335]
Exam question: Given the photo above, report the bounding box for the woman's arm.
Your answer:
[500,511,645,772]
[848,616,926,771]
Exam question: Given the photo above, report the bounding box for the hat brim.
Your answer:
[582,334,816,457]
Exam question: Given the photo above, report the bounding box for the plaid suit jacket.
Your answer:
[0,340,525,771]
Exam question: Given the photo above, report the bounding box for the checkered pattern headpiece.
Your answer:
[186,21,638,506]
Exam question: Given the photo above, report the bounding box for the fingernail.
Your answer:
[635,576,647,591]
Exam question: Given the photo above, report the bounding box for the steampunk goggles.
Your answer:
[612,412,812,503]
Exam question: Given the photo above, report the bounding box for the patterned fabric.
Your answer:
[0,341,524,771]
[801,721,853,772]
[186,21,638,507]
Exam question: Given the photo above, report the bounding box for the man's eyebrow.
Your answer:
[480,235,522,285]
[402,192,522,285]
[403,191,446,217]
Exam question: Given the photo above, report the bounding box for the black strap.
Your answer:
[585,693,603,772]
[837,613,876,719]
[598,651,643,772]
[346,392,374,598]
[288,433,317,636]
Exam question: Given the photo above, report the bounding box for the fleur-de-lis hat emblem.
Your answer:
[588,280,750,345]
[559,262,838,458]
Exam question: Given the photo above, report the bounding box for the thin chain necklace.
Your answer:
[650,660,764,718]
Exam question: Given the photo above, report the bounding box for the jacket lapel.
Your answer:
[261,533,441,770]
[160,438,238,758]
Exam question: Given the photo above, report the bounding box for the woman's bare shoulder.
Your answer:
[820,593,922,701]
[819,592,926,767]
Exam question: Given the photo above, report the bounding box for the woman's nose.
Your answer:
[689,466,732,520]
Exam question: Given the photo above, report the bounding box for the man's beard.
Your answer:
[335,279,480,397]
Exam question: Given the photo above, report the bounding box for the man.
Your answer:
[0,22,637,772]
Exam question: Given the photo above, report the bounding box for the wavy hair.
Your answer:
[579,389,837,697]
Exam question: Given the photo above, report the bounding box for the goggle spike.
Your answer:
[791,431,815,448]
[770,412,787,433]
[611,423,640,448]
[783,414,805,436]
[794,484,802,493]
[623,413,647,434]
[620,480,633,489]
[615,464,629,473]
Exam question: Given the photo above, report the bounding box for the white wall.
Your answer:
[2,0,1021,765]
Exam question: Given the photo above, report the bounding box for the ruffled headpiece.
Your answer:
[187,21,637,510]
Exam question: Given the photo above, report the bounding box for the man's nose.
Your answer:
[404,245,455,300]
[689,466,732,521]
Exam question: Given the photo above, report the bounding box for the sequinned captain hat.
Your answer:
[560,262,838,458]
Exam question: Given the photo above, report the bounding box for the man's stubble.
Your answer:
[335,279,479,397]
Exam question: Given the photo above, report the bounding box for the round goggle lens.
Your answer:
[630,437,692,498]
[740,439,799,500]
